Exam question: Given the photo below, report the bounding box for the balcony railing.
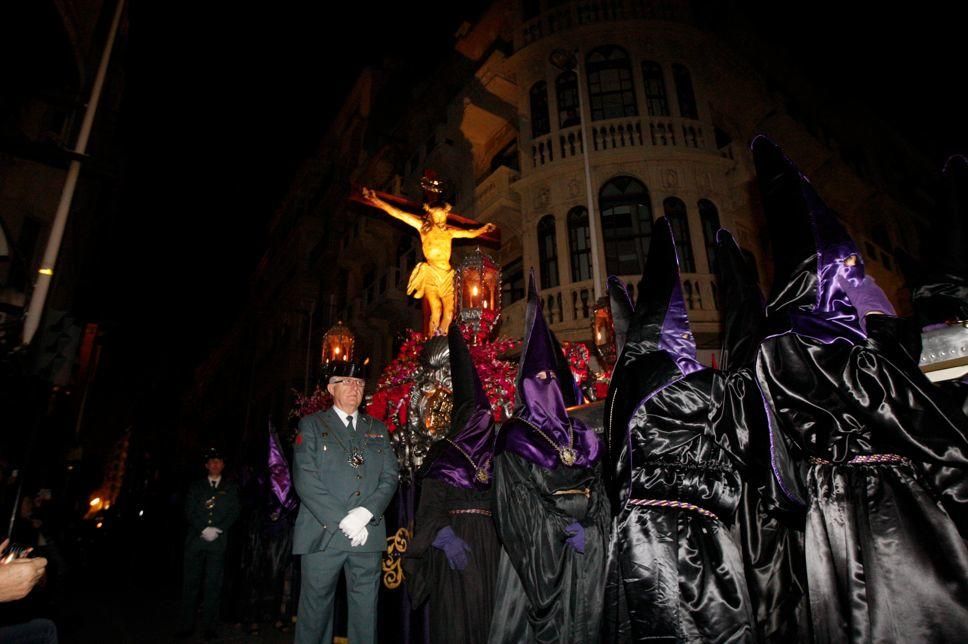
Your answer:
[532,116,714,169]
[500,272,719,337]
[518,0,692,49]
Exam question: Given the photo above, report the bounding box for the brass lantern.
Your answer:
[592,297,617,366]
[322,320,355,364]
[455,247,501,338]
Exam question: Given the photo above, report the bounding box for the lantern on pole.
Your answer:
[592,297,616,366]
[455,247,501,340]
[322,320,355,365]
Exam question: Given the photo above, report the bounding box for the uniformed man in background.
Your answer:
[292,361,399,644]
[176,448,240,640]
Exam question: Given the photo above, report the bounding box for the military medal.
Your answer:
[205,496,216,510]
[328,425,365,468]
[349,449,365,469]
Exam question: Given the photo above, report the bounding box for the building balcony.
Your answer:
[516,0,693,50]
[474,164,522,237]
[530,115,717,170]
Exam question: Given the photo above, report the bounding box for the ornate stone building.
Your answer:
[190,0,932,438]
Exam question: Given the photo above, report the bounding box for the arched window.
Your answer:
[663,197,695,272]
[538,215,560,289]
[556,71,581,128]
[530,81,550,138]
[599,177,653,276]
[641,61,670,116]
[672,64,698,119]
[698,199,720,272]
[567,207,592,282]
[586,46,638,121]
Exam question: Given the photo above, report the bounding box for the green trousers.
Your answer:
[295,549,382,644]
[178,538,227,632]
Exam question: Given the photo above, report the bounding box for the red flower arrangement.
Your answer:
[291,327,612,427]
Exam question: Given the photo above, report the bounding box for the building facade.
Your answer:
[189,0,932,441]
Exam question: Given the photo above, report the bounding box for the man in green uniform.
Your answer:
[176,448,240,640]
[293,361,399,644]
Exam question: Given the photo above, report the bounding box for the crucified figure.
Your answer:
[362,187,497,337]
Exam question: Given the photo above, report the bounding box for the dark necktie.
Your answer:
[211,480,217,490]
[346,415,355,432]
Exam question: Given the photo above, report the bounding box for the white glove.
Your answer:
[200,527,222,542]
[349,526,369,547]
[339,507,373,538]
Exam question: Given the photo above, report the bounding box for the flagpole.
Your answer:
[22,0,126,346]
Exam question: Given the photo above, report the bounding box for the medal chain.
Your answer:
[514,417,577,465]
[443,438,490,483]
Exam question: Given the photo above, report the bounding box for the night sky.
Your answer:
[73,2,966,461]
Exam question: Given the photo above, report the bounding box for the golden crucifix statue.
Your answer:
[361,187,496,337]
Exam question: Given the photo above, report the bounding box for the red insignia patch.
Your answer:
[295,433,303,446]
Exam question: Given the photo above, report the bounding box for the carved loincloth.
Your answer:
[407,262,455,300]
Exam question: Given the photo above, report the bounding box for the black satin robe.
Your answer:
[604,351,756,643]
[720,368,812,643]
[756,316,968,643]
[488,452,609,644]
[403,479,500,644]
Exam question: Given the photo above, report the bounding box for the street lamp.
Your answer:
[550,47,603,300]
[592,299,617,367]
[455,247,502,341]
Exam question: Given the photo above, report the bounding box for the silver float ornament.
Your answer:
[388,336,453,483]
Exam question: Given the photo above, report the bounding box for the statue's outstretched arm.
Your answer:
[362,187,423,229]
[451,222,497,239]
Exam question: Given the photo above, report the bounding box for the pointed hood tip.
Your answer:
[421,322,495,489]
[607,276,633,358]
[714,226,734,246]
[749,133,776,153]
[447,323,490,428]
[622,215,699,372]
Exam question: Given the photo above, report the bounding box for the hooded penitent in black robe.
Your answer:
[602,218,755,643]
[488,274,609,644]
[403,324,501,644]
[750,136,968,643]
[716,228,811,644]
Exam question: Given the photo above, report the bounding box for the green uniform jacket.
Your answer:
[292,408,400,554]
[184,477,240,550]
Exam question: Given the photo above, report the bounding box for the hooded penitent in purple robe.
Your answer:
[488,273,609,644]
[403,323,501,644]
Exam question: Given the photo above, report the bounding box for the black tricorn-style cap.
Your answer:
[324,360,369,382]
